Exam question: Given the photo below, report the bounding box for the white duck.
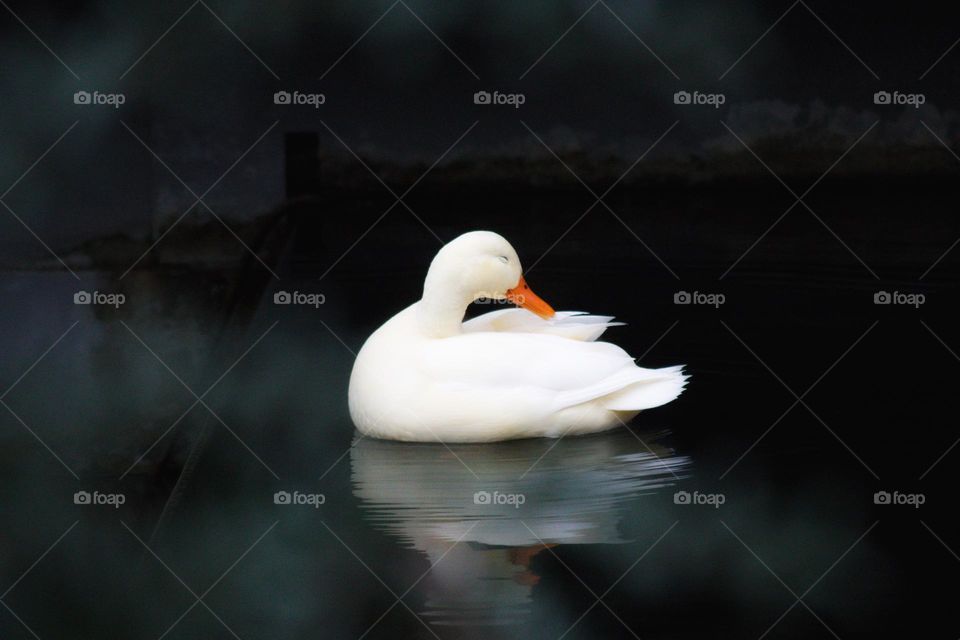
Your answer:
[348,231,687,442]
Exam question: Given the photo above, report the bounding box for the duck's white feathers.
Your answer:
[421,316,687,412]
[462,309,622,342]
[347,230,688,442]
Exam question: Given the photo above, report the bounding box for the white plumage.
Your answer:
[348,231,687,442]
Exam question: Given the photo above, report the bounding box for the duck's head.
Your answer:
[423,231,555,320]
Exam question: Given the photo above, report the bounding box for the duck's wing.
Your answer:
[421,331,687,412]
[462,309,623,342]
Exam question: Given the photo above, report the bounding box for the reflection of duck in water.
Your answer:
[350,430,689,626]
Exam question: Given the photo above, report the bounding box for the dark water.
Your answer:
[1,193,958,639]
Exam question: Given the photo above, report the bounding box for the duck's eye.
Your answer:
[498,256,509,264]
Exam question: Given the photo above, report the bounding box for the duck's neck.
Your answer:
[418,287,471,338]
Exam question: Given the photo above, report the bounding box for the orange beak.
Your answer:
[505,276,555,319]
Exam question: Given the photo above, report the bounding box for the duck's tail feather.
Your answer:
[552,364,688,411]
[603,365,689,410]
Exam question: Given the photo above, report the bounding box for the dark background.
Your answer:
[1,1,959,638]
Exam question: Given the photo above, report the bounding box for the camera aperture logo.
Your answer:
[873,490,924,508]
[473,90,525,109]
[873,290,924,308]
[273,490,325,508]
[674,290,725,308]
[473,490,526,508]
[673,90,725,109]
[873,91,925,108]
[274,90,325,108]
[74,490,125,508]
[673,490,725,508]
[475,290,523,305]
[73,90,126,109]
[74,290,126,308]
[274,290,326,308]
